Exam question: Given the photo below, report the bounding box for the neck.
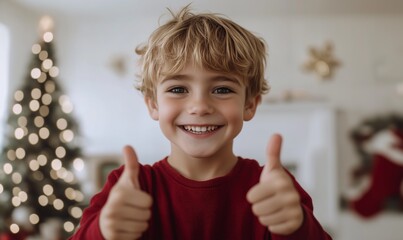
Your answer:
[167,152,238,181]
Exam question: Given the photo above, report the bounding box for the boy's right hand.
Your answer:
[99,146,153,240]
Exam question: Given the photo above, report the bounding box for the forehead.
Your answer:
[160,64,243,84]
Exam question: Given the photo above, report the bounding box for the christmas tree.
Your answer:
[0,16,85,239]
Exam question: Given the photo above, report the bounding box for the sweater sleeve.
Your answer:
[68,166,124,240]
[271,174,333,240]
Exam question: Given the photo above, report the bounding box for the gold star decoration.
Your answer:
[302,41,341,80]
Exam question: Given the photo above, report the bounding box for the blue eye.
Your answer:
[168,87,187,93]
[213,87,233,94]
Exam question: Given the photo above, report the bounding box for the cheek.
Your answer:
[222,105,244,138]
[221,102,245,123]
[157,98,179,120]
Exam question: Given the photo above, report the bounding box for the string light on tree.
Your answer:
[0,15,85,239]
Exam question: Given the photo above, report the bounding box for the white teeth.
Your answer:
[183,125,219,134]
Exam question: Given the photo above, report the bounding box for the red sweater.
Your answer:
[69,157,332,240]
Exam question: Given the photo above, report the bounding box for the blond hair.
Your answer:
[135,5,270,100]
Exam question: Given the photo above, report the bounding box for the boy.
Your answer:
[70,6,332,240]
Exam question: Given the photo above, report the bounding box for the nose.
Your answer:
[187,93,214,116]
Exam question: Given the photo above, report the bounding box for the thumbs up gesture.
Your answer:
[247,134,303,235]
[99,146,153,240]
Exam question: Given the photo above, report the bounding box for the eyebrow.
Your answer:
[161,74,241,85]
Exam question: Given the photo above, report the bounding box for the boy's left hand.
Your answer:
[246,134,303,235]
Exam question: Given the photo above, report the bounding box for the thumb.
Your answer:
[119,145,141,189]
[260,134,283,182]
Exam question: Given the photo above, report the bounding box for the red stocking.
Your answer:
[350,153,403,218]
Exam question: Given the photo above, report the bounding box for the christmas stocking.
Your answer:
[350,128,403,218]
[350,153,403,217]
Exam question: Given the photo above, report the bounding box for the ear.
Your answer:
[243,95,261,121]
[144,96,159,121]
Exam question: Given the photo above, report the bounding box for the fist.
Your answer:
[100,146,153,240]
[247,134,303,235]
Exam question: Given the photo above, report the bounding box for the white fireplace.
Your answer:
[234,102,338,232]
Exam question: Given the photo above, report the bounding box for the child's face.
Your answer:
[145,64,259,159]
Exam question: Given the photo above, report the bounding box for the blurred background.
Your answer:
[1,0,403,239]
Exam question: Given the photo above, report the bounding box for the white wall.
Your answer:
[0,0,38,150]
[0,23,9,149]
[54,14,171,160]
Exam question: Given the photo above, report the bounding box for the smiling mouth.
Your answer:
[181,125,221,135]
